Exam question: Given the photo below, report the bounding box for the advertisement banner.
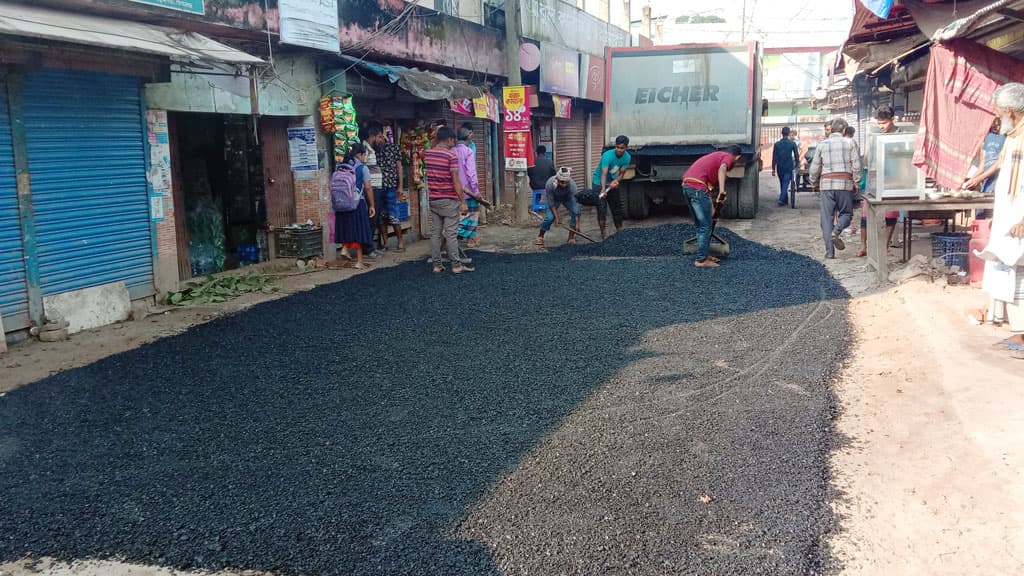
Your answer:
[279,0,339,52]
[581,54,605,102]
[541,43,581,98]
[450,98,474,116]
[473,95,489,119]
[486,93,500,123]
[552,95,572,119]
[504,131,535,171]
[503,86,531,131]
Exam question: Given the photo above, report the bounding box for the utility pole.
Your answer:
[504,0,530,224]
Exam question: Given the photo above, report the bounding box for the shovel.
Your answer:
[529,210,597,243]
[683,188,731,257]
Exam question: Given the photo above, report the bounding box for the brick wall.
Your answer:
[146,110,180,296]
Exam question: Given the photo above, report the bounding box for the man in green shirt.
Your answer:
[592,134,631,239]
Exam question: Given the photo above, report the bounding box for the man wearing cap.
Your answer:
[535,167,581,247]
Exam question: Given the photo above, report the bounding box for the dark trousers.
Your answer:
[596,187,625,229]
[777,169,794,203]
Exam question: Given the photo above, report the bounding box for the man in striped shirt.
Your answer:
[425,126,473,273]
[810,117,862,259]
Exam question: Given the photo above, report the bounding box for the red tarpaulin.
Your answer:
[913,39,1024,189]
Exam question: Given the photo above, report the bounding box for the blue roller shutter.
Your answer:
[23,69,153,298]
[0,76,29,332]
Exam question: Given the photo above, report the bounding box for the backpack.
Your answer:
[330,162,362,212]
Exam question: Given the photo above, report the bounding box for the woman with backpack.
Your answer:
[333,143,376,269]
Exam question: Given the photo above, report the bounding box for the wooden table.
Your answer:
[863,195,994,284]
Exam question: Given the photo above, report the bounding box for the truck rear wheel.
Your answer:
[625,184,650,220]
[734,165,759,219]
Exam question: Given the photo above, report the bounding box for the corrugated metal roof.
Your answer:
[0,3,264,65]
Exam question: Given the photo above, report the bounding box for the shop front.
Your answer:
[146,53,318,286]
[0,5,262,336]
[325,57,487,240]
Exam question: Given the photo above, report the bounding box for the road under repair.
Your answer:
[0,224,848,575]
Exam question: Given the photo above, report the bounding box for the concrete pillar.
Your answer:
[642,5,652,42]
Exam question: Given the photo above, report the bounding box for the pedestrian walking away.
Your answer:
[333,143,377,269]
[681,145,743,268]
[535,167,581,247]
[593,135,632,239]
[810,118,862,259]
[425,126,474,274]
[772,126,800,206]
[455,126,484,248]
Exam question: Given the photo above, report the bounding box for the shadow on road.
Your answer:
[0,224,848,575]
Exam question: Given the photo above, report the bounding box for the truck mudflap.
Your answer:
[719,164,759,219]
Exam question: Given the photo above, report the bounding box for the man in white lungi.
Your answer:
[976,82,1024,351]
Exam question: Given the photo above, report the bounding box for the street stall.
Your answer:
[860,31,1024,283]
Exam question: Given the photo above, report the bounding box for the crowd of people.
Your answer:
[331,121,484,273]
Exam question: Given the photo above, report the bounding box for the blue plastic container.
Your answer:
[931,232,971,270]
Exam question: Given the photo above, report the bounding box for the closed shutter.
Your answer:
[23,69,154,297]
[555,115,586,185]
[589,110,605,186]
[0,76,29,331]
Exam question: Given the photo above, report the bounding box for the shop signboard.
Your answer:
[279,0,340,52]
[504,131,535,171]
[287,126,319,172]
[130,0,204,15]
[541,44,581,98]
[503,86,531,131]
[581,54,605,102]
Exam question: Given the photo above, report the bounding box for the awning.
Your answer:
[0,4,264,65]
[339,54,483,101]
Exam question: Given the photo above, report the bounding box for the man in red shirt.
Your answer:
[681,145,743,268]
[425,126,473,274]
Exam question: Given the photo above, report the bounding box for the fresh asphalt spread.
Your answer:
[0,224,848,575]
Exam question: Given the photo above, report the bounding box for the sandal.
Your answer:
[856,249,867,257]
[567,237,576,245]
[707,256,720,263]
[432,265,445,274]
[452,264,475,274]
[993,338,1024,351]
[534,237,545,247]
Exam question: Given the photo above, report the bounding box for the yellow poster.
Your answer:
[473,94,489,119]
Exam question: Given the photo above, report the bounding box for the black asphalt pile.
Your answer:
[0,224,848,576]
[564,223,748,259]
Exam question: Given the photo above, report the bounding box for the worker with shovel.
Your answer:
[535,167,582,247]
[682,145,743,268]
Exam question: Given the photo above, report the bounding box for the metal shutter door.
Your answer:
[0,76,29,331]
[23,69,154,298]
[590,110,604,185]
[555,115,586,185]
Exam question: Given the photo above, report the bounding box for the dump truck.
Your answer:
[605,43,763,219]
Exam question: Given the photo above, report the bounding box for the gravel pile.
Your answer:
[0,224,848,575]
